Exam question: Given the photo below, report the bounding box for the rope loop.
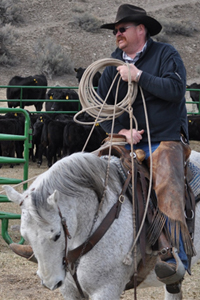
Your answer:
[74,58,138,126]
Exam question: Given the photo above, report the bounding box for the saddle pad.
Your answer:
[188,150,200,198]
[101,155,127,180]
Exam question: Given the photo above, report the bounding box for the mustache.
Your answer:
[116,36,125,42]
[116,37,125,46]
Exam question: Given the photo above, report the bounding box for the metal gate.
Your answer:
[0,107,32,244]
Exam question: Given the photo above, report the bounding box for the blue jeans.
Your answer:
[125,141,160,159]
[166,219,188,270]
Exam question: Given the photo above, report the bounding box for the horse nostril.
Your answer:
[56,280,63,289]
[41,280,63,290]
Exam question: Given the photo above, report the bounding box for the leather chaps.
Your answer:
[147,140,195,258]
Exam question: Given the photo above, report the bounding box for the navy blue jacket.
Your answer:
[97,38,188,142]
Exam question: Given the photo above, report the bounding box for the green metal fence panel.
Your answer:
[1,213,24,245]
[186,87,200,115]
[0,84,199,114]
[3,85,81,113]
[0,107,32,245]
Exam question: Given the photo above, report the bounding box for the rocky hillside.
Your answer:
[0,0,200,90]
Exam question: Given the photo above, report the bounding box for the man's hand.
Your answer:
[117,65,142,82]
[118,128,144,144]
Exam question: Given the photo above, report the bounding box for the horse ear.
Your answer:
[3,185,23,205]
[47,190,59,209]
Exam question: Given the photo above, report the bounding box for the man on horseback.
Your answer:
[96,3,195,294]
[8,3,195,295]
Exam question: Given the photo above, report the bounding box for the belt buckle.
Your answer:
[130,151,136,158]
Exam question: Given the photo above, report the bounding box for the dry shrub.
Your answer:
[161,19,198,37]
[0,0,22,66]
[33,38,74,79]
[196,65,200,76]
[155,34,170,43]
[0,24,19,66]
[72,6,85,13]
[74,13,102,33]
[0,0,23,25]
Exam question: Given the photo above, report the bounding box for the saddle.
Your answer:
[98,134,196,288]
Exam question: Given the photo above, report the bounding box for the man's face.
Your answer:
[114,22,146,55]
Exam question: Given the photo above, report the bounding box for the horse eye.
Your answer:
[54,232,61,242]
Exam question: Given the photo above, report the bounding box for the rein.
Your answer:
[58,171,132,299]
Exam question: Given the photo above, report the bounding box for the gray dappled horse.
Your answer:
[4,150,200,300]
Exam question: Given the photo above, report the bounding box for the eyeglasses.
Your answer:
[113,25,136,36]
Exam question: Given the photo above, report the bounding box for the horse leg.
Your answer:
[90,285,122,300]
[164,286,183,300]
[60,278,89,300]
[61,277,123,300]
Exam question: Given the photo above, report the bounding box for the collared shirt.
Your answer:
[123,42,147,64]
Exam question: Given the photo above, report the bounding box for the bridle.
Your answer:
[58,205,87,298]
[57,170,132,299]
[57,206,71,268]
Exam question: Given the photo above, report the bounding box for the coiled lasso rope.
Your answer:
[74,58,153,280]
[74,58,138,126]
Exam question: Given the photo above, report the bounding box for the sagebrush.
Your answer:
[33,38,74,79]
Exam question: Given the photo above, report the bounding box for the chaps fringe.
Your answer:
[147,209,167,245]
[147,209,196,257]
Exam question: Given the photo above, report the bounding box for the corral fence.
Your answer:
[0,85,199,245]
[186,87,200,114]
[0,107,32,245]
[1,85,81,114]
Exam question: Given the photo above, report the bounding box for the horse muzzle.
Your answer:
[41,279,63,290]
[37,268,64,291]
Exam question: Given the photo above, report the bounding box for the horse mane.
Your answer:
[29,153,121,221]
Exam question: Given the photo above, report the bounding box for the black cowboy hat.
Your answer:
[101,4,162,36]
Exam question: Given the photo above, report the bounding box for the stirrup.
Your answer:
[166,280,183,294]
[155,247,185,285]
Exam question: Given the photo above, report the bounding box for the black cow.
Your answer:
[30,113,47,162]
[7,112,25,159]
[63,121,107,156]
[47,118,72,167]
[74,67,101,87]
[46,87,80,113]
[45,85,59,113]
[0,114,25,168]
[7,74,48,111]
[188,115,200,141]
[31,113,52,166]
[0,139,15,168]
[187,83,200,111]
